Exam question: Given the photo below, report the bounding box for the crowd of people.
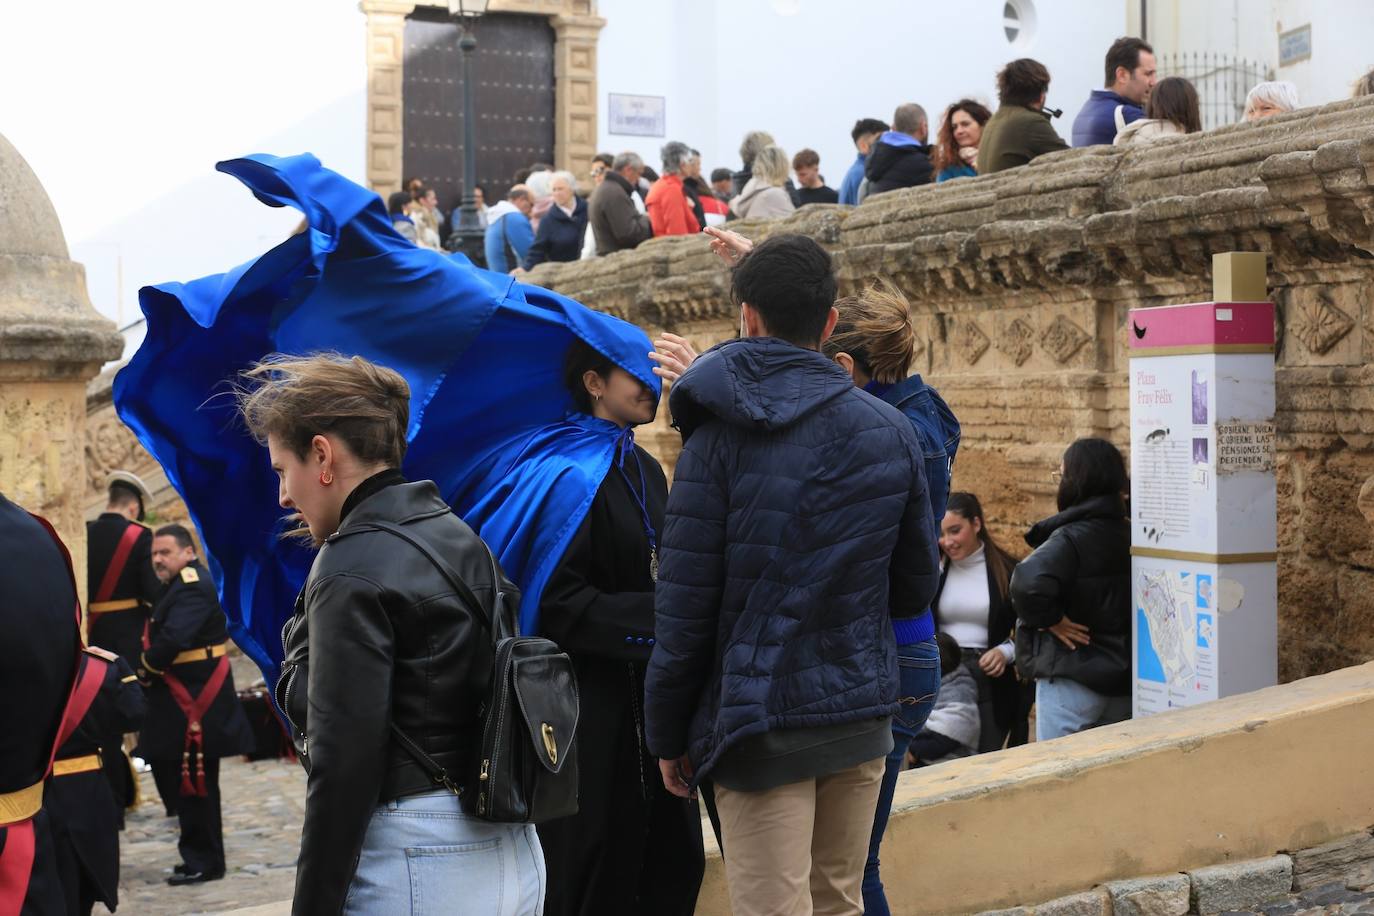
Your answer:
[8,32,1373,916]
[388,37,1374,280]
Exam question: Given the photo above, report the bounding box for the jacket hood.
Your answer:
[866,134,930,183]
[876,130,926,149]
[486,200,521,222]
[668,337,855,441]
[1025,493,1126,548]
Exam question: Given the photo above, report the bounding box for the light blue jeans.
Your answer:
[1035,678,1131,741]
[343,789,546,916]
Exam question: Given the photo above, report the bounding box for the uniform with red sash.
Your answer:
[134,559,254,879]
[0,495,102,916]
[85,513,159,668]
[84,513,159,820]
[45,647,146,915]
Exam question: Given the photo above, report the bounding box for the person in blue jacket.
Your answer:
[651,234,959,916]
[483,184,534,273]
[645,232,943,916]
[864,104,934,195]
[838,117,888,206]
[1071,36,1157,147]
[521,171,588,271]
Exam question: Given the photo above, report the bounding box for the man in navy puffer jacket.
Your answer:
[644,234,940,916]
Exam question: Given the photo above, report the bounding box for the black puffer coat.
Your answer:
[1009,495,1131,695]
[277,474,506,916]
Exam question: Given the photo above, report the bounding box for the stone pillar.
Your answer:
[361,0,416,197]
[550,10,605,178]
[0,132,124,609]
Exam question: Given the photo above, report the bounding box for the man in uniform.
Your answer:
[0,491,84,914]
[47,645,146,915]
[86,471,162,817]
[87,471,160,665]
[135,524,254,886]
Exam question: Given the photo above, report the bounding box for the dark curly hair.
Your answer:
[932,99,993,176]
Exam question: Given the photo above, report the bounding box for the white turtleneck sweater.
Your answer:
[940,545,1015,660]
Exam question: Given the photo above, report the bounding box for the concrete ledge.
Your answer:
[872,662,1374,914]
[226,664,1374,915]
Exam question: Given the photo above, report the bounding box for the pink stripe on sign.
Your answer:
[1128,301,1274,349]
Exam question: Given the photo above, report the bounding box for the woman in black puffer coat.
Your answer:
[1009,437,1131,740]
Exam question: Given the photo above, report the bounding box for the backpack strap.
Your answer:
[358,521,499,641]
[1114,104,1128,133]
[352,521,508,793]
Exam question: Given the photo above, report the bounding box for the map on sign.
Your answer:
[1136,567,1196,687]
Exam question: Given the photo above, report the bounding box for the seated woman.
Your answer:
[729,145,796,221]
[932,100,992,182]
[935,492,1029,752]
[907,632,979,766]
[536,340,704,916]
[1114,76,1202,144]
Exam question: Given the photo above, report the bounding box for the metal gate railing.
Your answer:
[1156,52,1276,130]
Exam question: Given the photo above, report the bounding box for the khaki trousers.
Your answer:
[713,755,886,916]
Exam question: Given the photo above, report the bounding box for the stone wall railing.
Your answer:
[520,96,1374,681]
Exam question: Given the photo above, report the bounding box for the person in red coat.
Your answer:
[646,141,701,238]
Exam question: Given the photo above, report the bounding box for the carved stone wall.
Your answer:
[518,96,1374,682]
[83,368,195,536]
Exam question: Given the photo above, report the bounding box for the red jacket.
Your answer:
[646,174,700,237]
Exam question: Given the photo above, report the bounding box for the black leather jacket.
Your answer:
[1010,495,1131,696]
[277,476,504,916]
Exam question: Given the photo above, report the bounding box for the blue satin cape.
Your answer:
[112,153,660,682]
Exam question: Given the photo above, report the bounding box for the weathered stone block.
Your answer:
[1189,855,1293,913]
[976,908,1033,916]
[1106,874,1189,916]
[1291,831,1374,891]
[1034,888,1112,916]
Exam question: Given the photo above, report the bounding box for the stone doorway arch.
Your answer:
[361,0,604,198]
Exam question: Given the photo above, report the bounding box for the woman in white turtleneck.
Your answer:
[933,492,1029,752]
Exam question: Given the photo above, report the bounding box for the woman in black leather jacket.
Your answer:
[1009,437,1132,740]
[238,353,544,916]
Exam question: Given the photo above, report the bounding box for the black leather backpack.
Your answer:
[364,521,580,824]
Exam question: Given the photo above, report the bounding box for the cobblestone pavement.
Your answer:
[102,652,305,916]
[1241,882,1374,915]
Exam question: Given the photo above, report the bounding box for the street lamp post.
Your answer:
[447,0,489,264]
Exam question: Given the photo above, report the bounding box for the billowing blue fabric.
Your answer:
[113,153,659,683]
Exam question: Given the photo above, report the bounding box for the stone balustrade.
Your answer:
[515,95,1374,681]
[83,96,1374,679]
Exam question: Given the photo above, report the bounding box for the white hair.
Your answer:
[550,170,577,191]
[1244,81,1299,117]
[525,169,553,199]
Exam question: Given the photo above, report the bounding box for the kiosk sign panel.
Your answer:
[1128,256,1277,717]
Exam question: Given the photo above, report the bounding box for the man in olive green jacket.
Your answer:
[977,58,1069,175]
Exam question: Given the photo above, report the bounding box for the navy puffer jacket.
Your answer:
[643,338,941,779]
